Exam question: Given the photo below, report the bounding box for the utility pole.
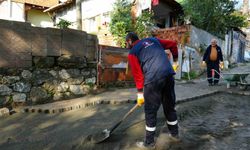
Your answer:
[76,0,82,30]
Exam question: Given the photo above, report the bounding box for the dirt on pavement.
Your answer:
[0,93,250,150]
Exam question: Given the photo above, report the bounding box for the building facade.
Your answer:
[0,0,58,28]
[44,0,183,46]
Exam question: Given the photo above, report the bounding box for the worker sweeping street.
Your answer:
[202,39,224,86]
[125,32,179,149]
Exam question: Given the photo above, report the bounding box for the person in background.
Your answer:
[202,39,224,86]
[125,32,179,149]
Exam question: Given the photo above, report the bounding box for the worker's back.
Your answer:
[129,37,175,85]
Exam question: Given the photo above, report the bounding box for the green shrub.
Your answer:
[182,71,198,80]
[56,18,72,29]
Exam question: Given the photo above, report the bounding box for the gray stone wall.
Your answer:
[188,26,225,75]
[0,19,98,68]
[0,55,97,107]
[190,25,225,51]
[0,19,99,108]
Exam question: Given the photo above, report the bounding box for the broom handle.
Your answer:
[110,104,139,133]
[121,104,139,120]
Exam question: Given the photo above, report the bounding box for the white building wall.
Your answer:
[27,9,54,28]
[81,0,146,19]
[81,0,116,33]
[0,0,11,20]
[135,0,151,17]
[0,1,25,22]
[81,0,116,19]
[56,5,77,29]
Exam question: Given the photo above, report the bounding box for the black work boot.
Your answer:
[158,122,180,143]
[167,133,181,143]
[214,82,220,86]
[145,130,155,144]
[136,141,155,150]
[168,124,178,135]
[136,130,156,149]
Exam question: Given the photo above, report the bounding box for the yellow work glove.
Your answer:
[172,62,179,72]
[219,62,224,69]
[137,92,144,106]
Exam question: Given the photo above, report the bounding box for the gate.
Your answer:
[97,45,134,87]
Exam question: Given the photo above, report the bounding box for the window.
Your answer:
[87,17,97,33]
[102,12,110,27]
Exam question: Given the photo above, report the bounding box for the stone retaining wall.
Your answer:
[0,55,97,108]
[0,19,98,68]
[0,19,98,108]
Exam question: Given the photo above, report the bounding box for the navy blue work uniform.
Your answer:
[128,37,178,144]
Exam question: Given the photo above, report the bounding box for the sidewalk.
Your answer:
[19,81,220,114]
[1,64,249,150]
[18,63,250,114]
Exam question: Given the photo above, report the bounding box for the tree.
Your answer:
[109,0,133,47]
[134,11,155,39]
[181,0,248,38]
[109,0,155,47]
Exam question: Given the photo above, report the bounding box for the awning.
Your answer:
[43,0,73,13]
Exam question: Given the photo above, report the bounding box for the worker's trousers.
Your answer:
[144,75,178,144]
[207,61,220,84]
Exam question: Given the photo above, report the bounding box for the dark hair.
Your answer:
[126,32,139,43]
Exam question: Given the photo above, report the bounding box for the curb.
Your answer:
[19,98,137,114]
[223,90,250,96]
[15,88,247,115]
[18,90,221,114]
[176,90,221,104]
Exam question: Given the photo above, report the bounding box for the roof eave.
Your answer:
[43,0,73,13]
